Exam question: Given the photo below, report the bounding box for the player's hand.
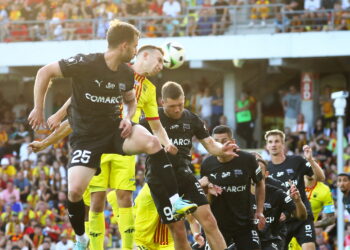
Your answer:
[28,141,47,153]
[289,184,301,202]
[255,212,266,230]
[194,232,205,248]
[164,144,178,155]
[119,119,132,138]
[208,183,222,196]
[302,145,313,161]
[47,113,63,131]
[28,107,47,131]
[221,141,239,157]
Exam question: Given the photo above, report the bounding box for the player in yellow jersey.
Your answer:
[28,45,197,250]
[288,174,335,250]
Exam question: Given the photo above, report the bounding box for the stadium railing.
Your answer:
[0,5,349,43]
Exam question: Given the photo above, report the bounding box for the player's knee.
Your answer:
[116,190,132,207]
[68,188,84,202]
[168,222,186,238]
[143,135,162,154]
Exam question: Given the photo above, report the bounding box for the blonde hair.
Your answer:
[264,129,285,142]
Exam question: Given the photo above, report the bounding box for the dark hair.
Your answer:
[162,81,184,100]
[137,45,164,56]
[107,19,140,48]
[212,125,232,137]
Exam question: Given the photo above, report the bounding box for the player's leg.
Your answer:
[109,155,137,250]
[122,124,196,215]
[82,189,91,236]
[67,165,96,249]
[233,228,261,250]
[88,156,111,250]
[167,221,191,250]
[295,219,316,250]
[192,204,226,250]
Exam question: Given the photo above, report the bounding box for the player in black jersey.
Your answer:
[264,129,325,250]
[338,173,350,213]
[254,154,307,250]
[27,20,195,250]
[200,125,265,250]
[140,81,237,250]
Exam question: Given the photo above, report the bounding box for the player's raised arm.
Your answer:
[303,145,325,182]
[28,62,63,130]
[199,136,239,157]
[28,119,72,152]
[120,89,137,138]
[47,97,71,131]
[148,120,178,155]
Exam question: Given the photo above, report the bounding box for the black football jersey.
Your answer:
[259,184,296,242]
[200,151,263,232]
[343,192,350,214]
[267,155,313,217]
[59,53,134,135]
[141,108,209,167]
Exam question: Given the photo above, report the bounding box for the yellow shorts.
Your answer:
[134,184,174,249]
[288,237,302,250]
[83,154,136,207]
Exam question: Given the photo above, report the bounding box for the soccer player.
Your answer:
[200,125,266,250]
[288,174,335,250]
[254,154,307,250]
[27,20,195,250]
[264,129,325,250]
[337,172,350,213]
[135,81,235,250]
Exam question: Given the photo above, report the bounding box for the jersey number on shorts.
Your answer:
[72,150,92,164]
[163,207,174,221]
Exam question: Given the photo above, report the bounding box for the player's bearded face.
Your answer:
[123,36,138,62]
[266,135,284,156]
[163,96,185,119]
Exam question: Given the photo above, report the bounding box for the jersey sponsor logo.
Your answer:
[106,82,116,89]
[277,171,284,177]
[265,216,275,223]
[221,185,246,193]
[222,171,230,178]
[286,168,294,174]
[170,124,180,130]
[85,93,122,104]
[210,173,217,179]
[170,138,191,146]
[119,83,126,91]
[284,179,298,188]
[284,195,292,203]
[183,123,191,130]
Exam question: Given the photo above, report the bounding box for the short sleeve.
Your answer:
[58,54,87,78]
[278,189,296,214]
[301,157,314,177]
[251,156,263,183]
[143,84,159,120]
[193,115,210,140]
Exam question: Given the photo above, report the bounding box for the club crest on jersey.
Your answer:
[286,168,294,174]
[119,83,126,91]
[234,169,243,176]
[183,124,190,130]
[106,82,116,89]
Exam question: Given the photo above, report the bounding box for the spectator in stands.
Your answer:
[162,0,181,17]
[275,12,290,32]
[214,0,230,34]
[38,236,55,250]
[1,157,17,179]
[291,113,310,138]
[0,122,9,159]
[1,180,20,203]
[282,85,301,130]
[55,233,74,250]
[196,7,217,35]
[14,171,30,203]
[199,87,213,128]
[249,0,270,26]
[211,86,224,128]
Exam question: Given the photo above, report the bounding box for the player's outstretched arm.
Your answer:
[255,179,266,230]
[303,145,325,182]
[289,184,307,221]
[120,89,137,138]
[148,119,178,155]
[28,119,72,152]
[28,62,63,130]
[47,97,71,131]
[199,137,239,157]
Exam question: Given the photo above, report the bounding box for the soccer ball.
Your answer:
[162,41,185,70]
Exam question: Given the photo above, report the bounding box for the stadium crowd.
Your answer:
[0,81,349,249]
[0,0,349,42]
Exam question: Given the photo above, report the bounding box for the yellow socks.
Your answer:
[89,211,105,250]
[119,207,135,250]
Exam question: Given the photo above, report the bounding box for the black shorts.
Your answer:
[284,218,316,249]
[222,226,261,250]
[148,167,208,224]
[68,119,128,175]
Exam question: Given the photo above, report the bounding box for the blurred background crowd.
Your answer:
[0,0,349,42]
